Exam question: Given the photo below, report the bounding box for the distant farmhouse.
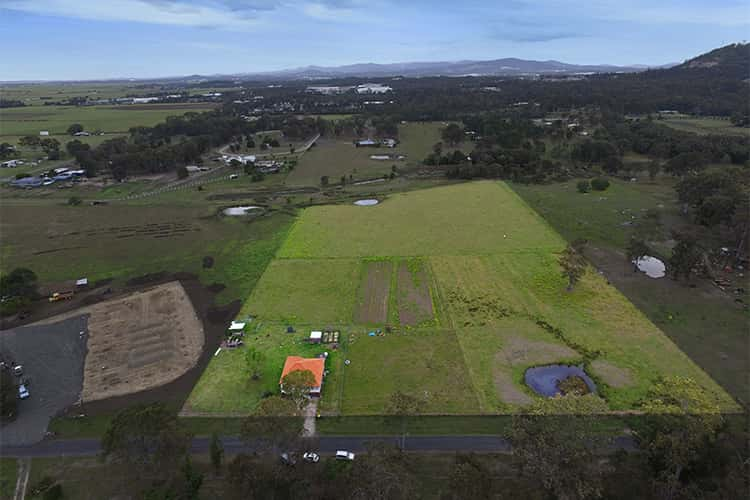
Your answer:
[356,83,392,94]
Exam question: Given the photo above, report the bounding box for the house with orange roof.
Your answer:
[279,356,326,396]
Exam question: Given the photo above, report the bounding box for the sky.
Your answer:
[0,0,747,81]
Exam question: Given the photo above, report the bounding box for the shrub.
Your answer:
[67,196,82,206]
[557,376,590,396]
[43,484,64,500]
[591,177,610,191]
[576,180,591,193]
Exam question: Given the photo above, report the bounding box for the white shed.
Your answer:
[309,331,322,343]
[229,321,246,332]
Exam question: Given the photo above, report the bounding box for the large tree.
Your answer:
[559,245,587,291]
[342,443,417,500]
[240,396,303,453]
[101,403,191,472]
[512,394,610,500]
[280,369,316,412]
[441,123,464,146]
[634,376,723,500]
[67,123,84,135]
[668,232,702,281]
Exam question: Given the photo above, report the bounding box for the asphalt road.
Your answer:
[1,435,512,458]
[1,435,638,458]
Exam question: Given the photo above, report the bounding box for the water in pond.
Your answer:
[524,364,597,397]
[633,255,666,278]
[223,206,262,216]
[354,199,379,206]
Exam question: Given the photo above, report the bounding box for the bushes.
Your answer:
[576,180,591,193]
[591,177,610,191]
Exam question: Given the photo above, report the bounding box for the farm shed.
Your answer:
[309,331,322,343]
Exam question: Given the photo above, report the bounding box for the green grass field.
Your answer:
[0,458,16,499]
[660,117,750,137]
[279,182,563,258]
[189,181,735,415]
[511,178,676,249]
[0,103,218,137]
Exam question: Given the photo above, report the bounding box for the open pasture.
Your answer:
[285,121,465,186]
[280,182,564,258]
[0,203,293,306]
[660,117,750,137]
[0,103,218,137]
[191,181,736,415]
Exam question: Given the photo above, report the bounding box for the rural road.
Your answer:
[1,435,637,458]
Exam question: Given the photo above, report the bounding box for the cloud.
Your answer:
[0,0,377,28]
[1,0,262,29]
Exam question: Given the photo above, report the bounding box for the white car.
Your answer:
[335,450,355,461]
[303,452,320,463]
[229,174,239,180]
[18,384,29,399]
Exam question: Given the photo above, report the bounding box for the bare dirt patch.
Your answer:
[397,261,434,326]
[80,281,204,401]
[497,336,577,367]
[493,336,577,406]
[355,261,392,324]
[493,371,533,406]
[590,360,634,388]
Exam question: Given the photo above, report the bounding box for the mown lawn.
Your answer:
[240,258,361,323]
[184,322,342,413]
[340,329,480,414]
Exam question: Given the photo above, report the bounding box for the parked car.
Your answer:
[229,174,239,180]
[303,452,320,463]
[335,450,355,461]
[279,453,296,466]
[18,384,29,399]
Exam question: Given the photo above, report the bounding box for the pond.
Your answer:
[223,206,263,216]
[633,255,666,278]
[354,199,379,206]
[524,364,597,397]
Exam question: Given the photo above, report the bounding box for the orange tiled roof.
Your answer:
[279,356,325,387]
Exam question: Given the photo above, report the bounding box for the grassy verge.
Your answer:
[0,458,17,500]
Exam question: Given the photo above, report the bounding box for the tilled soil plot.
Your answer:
[80,281,204,402]
[355,261,392,324]
[397,262,434,326]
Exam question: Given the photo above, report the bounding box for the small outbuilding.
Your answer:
[228,321,246,332]
[309,331,322,343]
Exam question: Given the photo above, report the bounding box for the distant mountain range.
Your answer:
[240,58,675,80]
